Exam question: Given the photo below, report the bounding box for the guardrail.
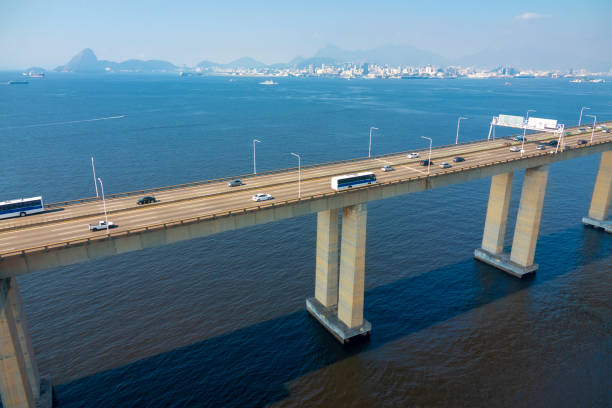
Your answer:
[3,137,610,260]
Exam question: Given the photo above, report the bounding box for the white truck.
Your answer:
[89,220,117,231]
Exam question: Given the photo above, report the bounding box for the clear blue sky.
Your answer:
[0,0,610,69]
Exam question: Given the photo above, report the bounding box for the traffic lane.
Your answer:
[2,125,602,230]
[0,128,608,242]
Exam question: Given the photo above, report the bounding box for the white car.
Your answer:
[381,165,393,172]
[252,193,274,202]
[408,152,419,158]
[89,220,117,231]
[510,146,521,152]
[536,144,546,150]
[439,162,452,168]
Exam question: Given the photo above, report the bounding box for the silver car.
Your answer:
[252,193,274,202]
[228,179,243,187]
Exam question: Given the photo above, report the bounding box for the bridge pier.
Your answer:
[475,165,550,278]
[582,151,612,232]
[307,204,371,343]
[0,278,51,408]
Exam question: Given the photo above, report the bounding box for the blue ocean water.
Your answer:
[0,74,611,407]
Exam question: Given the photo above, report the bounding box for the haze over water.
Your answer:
[1,74,611,407]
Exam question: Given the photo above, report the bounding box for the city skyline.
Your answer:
[1,0,611,70]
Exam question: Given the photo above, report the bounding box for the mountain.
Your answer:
[313,44,449,66]
[225,57,267,69]
[55,48,177,73]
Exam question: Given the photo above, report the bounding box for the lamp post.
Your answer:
[421,136,432,175]
[455,116,467,144]
[290,152,301,199]
[585,114,596,143]
[97,177,109,230]
[253,139,261,174]
[91,156,99,198]
[368,126,379,158]
[578,107,590,126]
[521,110,535,156]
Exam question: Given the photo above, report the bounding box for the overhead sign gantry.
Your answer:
[487,114,566,153]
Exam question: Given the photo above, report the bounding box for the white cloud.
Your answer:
[514,12,550,21]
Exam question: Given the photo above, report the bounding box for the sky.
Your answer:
[0,0,610,69]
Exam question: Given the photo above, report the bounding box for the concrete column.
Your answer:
[0,278,39,408]
[481,172,514,254]
[587,151,612,221]
[510,165,550,267]
[337,203,367,329]
[314,209,339,307]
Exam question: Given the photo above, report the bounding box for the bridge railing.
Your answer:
[45,127,570,208]
[3,138,610,259]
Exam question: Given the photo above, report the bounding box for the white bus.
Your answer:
[331,172,376,191]
[0,196,45,219]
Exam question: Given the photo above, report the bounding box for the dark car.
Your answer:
[547,140,558,146]
[420,159,433,166]
[577,139,588,145]
[137,196,157,205]
[227,179,243,187]
[453,157,465,162]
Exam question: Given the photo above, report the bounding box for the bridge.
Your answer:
[1,123,611,407]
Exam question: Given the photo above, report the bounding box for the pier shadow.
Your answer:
[51,226,610,407]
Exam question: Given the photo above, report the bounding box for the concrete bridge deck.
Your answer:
[0,124,610,277]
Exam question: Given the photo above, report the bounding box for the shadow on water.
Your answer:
[52,226,610,407]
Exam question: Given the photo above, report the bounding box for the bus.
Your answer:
[0,196,45,219]
[331,172,376,191]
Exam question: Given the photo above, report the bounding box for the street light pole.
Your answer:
[521,110,535,156]
[290,152,301,199]
[585,114,596,143]
[253,139,261,174]
[455,116,467,144]
[579,107,590,126]
[368,126,379,158]
[421,136,432,175]
[91,156,99,198]
[97,177,109,230]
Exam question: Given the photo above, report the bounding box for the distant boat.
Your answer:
[259,80,278,85]
[570,79,584,83]
[8,81,28,85]
[27,71,44,78]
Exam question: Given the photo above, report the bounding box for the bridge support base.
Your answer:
[306,297,371,344]
[474,248,537,279]
[582,217,612,233]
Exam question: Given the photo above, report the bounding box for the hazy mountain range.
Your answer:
[49,45,610,73]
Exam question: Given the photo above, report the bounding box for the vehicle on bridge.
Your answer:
[577,139,588,145]
[137,196,157,205]
[439,162,452,168]
[408,152,419,158]
[228,179,243,187]
[547,140,559,146]
[381,165,393,172]
[0,196,44,219]
[453,157,465,162]
[89,220,117,231]
[510,146,521,152]
[331,172,376,191]
[420,159,433,166]
[252,193,274,202]
[537,144,547,150]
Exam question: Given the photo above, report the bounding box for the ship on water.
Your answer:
[8,80,29,85]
